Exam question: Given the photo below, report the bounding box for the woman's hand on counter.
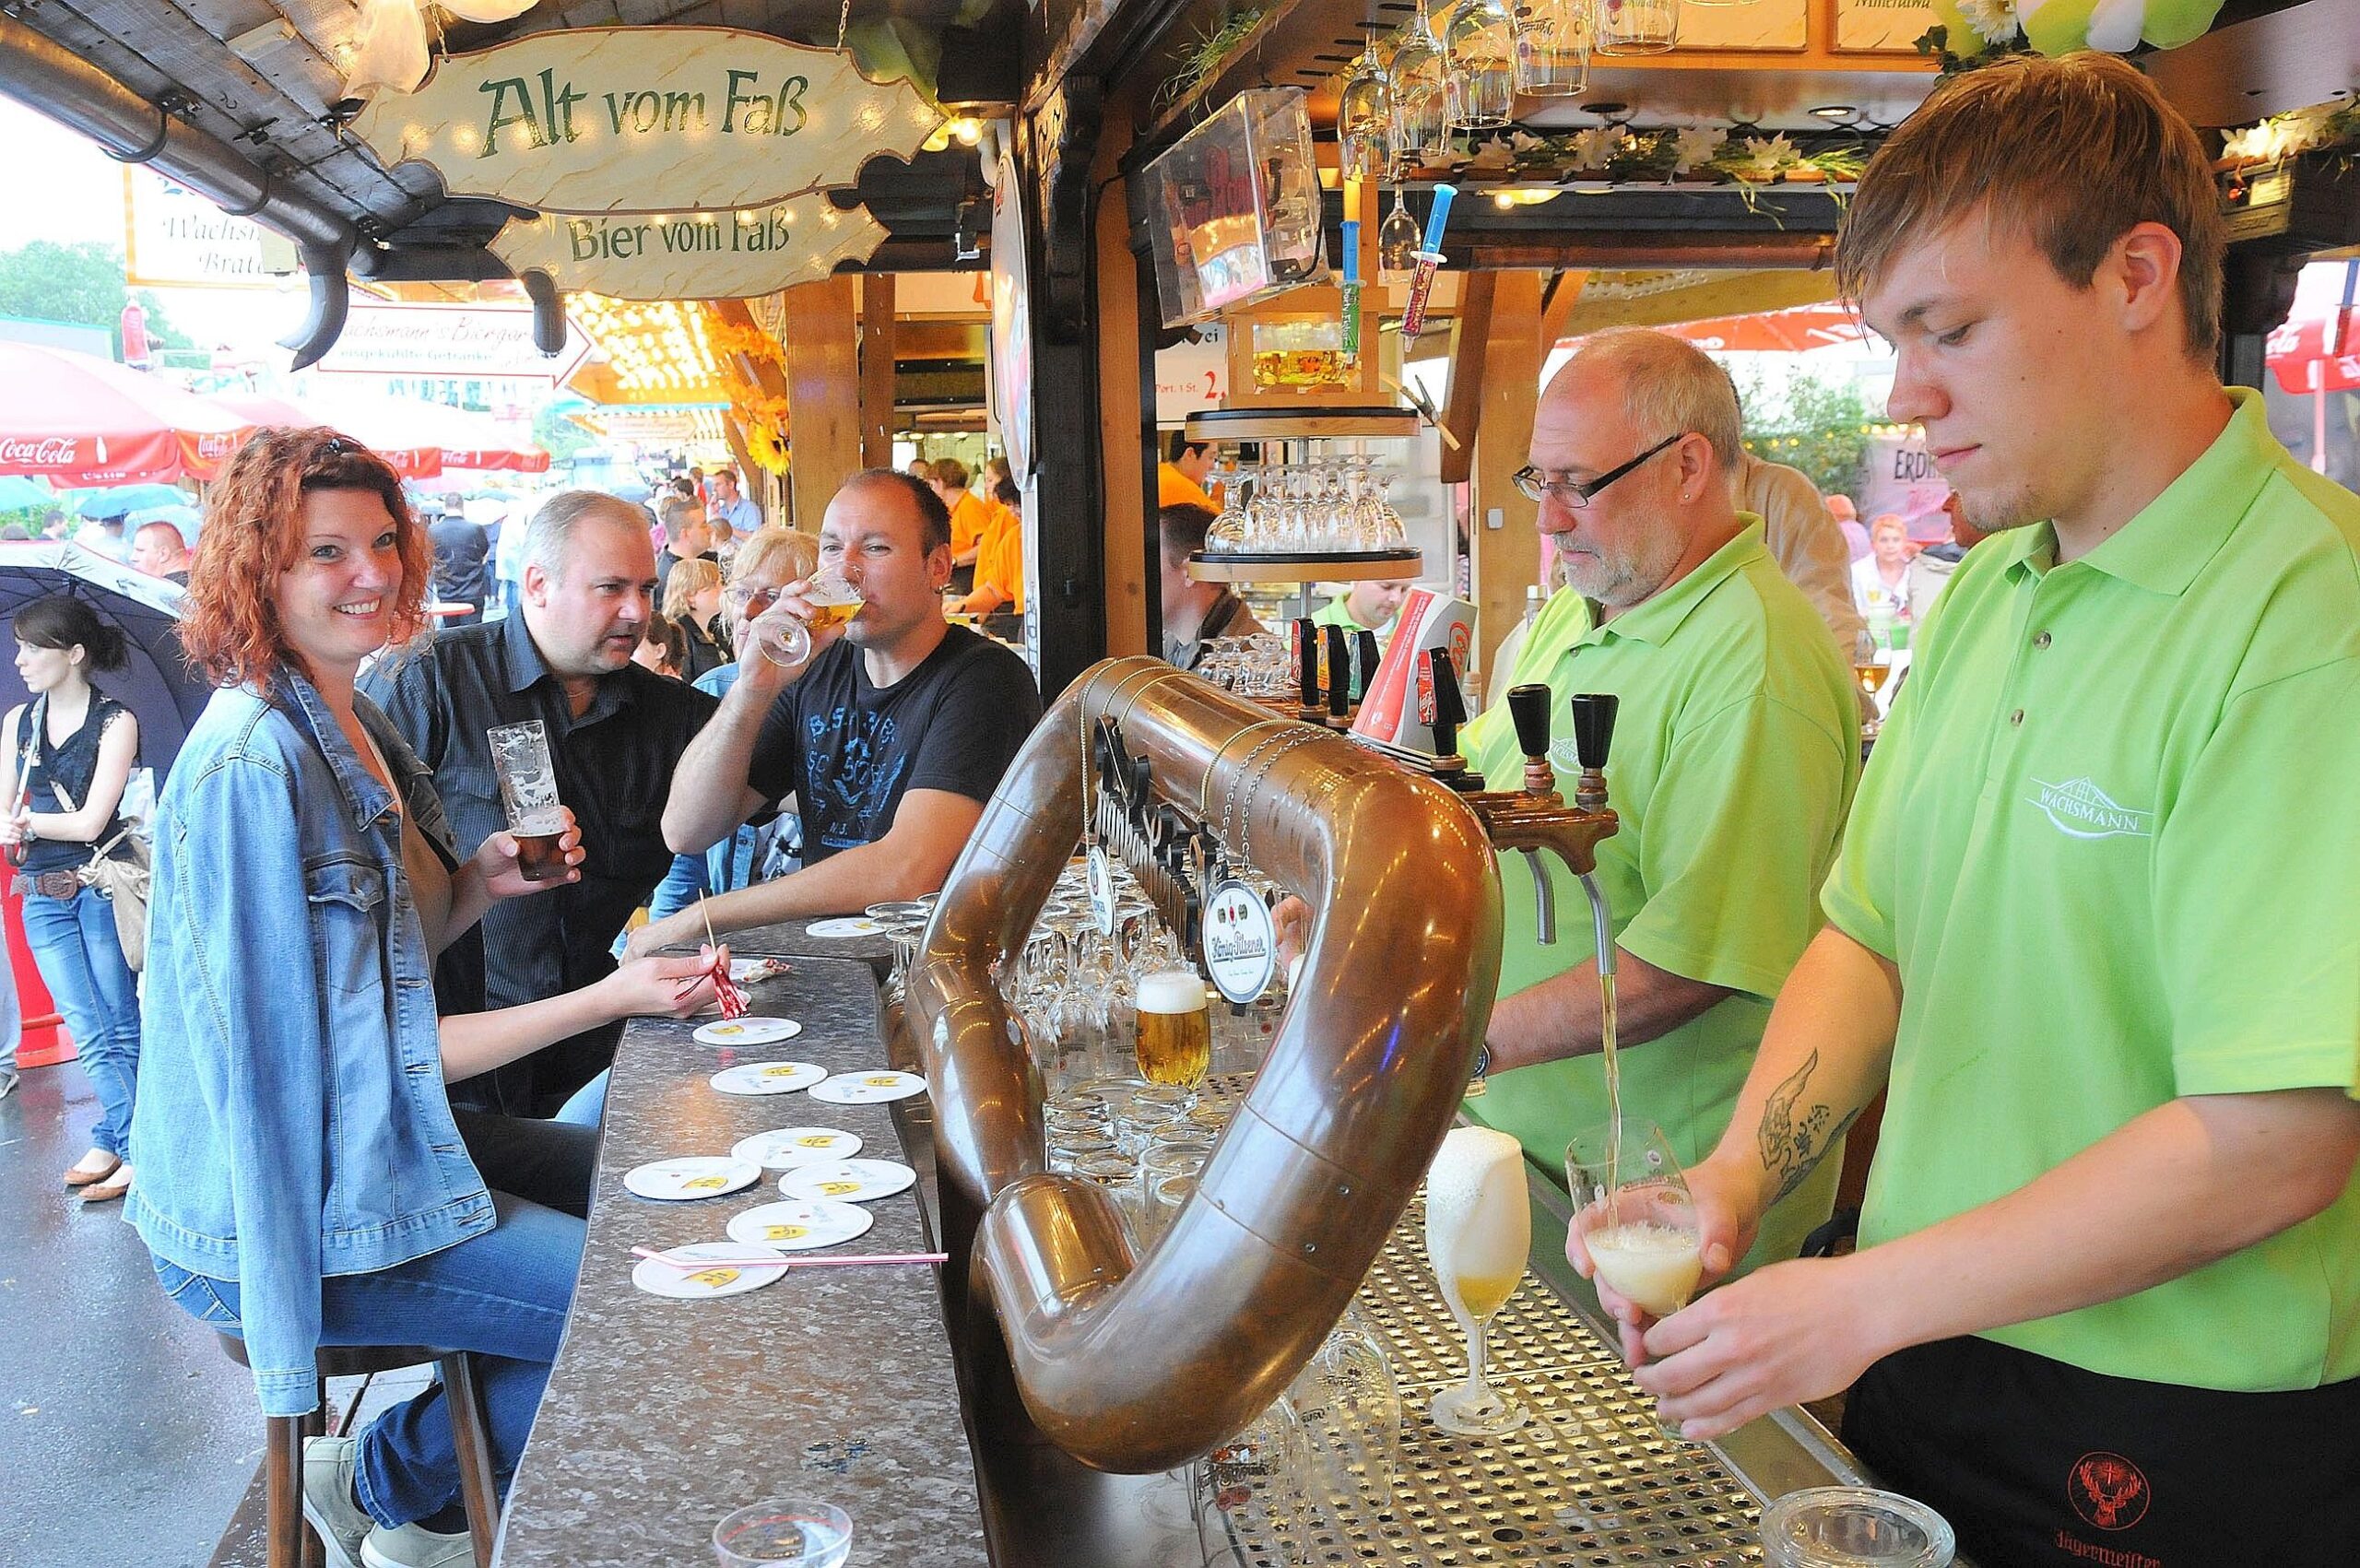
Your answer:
[603,945,727,1020]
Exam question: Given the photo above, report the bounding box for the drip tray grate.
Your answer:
[1220,1197,1764,1567]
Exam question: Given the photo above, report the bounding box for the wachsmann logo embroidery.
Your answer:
[2028,778,2154,840]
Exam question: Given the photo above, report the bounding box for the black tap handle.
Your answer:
[1295,619,1319,707]
[1426,648,1466,756]
[1325,625,1352,716]
[1505,683,1552,760]
[1569,692,1620,769]
[1355,629,1383,696]
[1127,753,1153,827]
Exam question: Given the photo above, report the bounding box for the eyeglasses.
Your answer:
[723,584,784,615]
[1513,431,1686,510]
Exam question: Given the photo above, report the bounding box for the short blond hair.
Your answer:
[1552,326,1744,473]
[731,525,818,585]
[662,555,722,619]
[1838,52,2224,361]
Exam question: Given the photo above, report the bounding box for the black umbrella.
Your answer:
[0,542,210,780]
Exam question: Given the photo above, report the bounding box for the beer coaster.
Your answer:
[694,1016,804,1046]
[725,1198,875,1252]
[730,1126,863,1170]
[631,1242,788,1300]
[805,916,886,939]
[809,1070,928,1104]
[708,1060,827,1096]
[622,1156,764,1201]
[777,1158,917,1204]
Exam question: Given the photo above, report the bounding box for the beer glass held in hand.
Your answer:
[1567,1119,1702,1319]
[1134,968,1212,1090]
[487,719,569,883]
[749,562,863,669]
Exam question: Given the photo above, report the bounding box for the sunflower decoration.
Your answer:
[747,418,791,477]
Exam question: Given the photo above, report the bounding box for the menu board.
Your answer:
[1675,0,1808,51]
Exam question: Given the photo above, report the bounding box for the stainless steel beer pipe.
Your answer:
[905,657,1504,1474]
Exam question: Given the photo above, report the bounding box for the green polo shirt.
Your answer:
[1461,520,1862,1271]
[1824,388,2360,1392]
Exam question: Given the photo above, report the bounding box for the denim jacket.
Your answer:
[126,671,492,1417]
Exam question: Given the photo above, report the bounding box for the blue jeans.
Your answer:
[150,1114,589,1527]
[22,885,139,1156]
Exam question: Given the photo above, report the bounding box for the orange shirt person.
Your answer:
[1158,433,1219,511]
[950,482,1025,629]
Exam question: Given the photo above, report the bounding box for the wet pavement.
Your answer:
[0,1056,257,1568]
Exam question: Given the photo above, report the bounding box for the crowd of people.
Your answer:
[6,47,2358,1568]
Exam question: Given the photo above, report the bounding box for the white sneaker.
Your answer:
[360,1521,476,1567]
[300,1435,374,1568]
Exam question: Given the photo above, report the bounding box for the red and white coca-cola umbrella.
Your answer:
[226,386,549,477]
[0,343,254,486]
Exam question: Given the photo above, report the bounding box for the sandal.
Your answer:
[64,1152,121,1188]
[78,1165,133,1204]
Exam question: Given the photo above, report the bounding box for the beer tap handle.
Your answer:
[1324,625,1352,721]
[1427,648,1467,759]
[1505,682,1555,796]
[1354,629,1383,699]
[1569,692,1619,812]
[1295,619,1320,709]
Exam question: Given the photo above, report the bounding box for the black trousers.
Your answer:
[1844,1334,2360,1568]
[451,1109,597,1219]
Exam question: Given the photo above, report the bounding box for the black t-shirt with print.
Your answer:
[746,625,1041,863]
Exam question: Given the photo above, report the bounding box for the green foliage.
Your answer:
[0,241,191,355]
[532,403,596,466]
[1735,368,1871,502]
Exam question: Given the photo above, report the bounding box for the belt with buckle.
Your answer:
[17,870,83,900]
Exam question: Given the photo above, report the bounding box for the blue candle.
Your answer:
[1420,183,1458,253]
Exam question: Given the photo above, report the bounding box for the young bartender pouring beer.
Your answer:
[1567,54,2360,1566]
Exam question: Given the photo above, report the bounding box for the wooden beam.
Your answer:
[858,274,898,473]
[780,276,862,529]
[1097,167,1150,660]
[1438,271,1497,488]
[1538,268,1589,358]
[1470,270,1545,687]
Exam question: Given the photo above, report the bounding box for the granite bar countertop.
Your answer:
[495,955,987,1568]
[724,916,900,974]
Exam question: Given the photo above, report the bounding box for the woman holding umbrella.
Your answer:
[1,594,143,1204]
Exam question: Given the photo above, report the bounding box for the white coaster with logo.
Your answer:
[631,1242,789,1300]
[622,1156,763,1202]
[805,916,887,940]
[730,1126,863,1170]
[725,1198,875,1252]
[693,1017,804,1046]
[809,1070,928,1104]
[708,1060,827,1096]
[777,1159,918,1204]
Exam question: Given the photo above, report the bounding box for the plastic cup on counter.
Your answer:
[1760,1487,1954,1568]
[713,1498,852,1568]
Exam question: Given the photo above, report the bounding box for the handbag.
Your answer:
[76,824,150,973]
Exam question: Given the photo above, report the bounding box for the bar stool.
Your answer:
[218,1334,501,1568]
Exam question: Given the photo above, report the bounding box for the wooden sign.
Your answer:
[490,195,890,300]
[1834,0,1943,51]
[353,27,941,215]
[1675,0,1808,51]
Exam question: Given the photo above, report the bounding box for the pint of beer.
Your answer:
[1134,969,1212,1088]
[488,720,569,883]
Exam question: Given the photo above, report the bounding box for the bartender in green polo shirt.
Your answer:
[1607,56,2360,1567]
[1309,575,1412,697]
[1459,326,1861,1275]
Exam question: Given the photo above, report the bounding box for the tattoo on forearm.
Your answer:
[1758,1050,1862,1206]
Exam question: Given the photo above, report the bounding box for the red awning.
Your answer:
[0,344,254,486]
[1656,303,1870,355]
[218,389,550,478]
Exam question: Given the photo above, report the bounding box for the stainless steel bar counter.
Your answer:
[492,953,987,1567]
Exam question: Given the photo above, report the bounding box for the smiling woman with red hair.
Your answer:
[130,426,724,1567]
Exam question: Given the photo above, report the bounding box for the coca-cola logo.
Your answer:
[0,437,84,466]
